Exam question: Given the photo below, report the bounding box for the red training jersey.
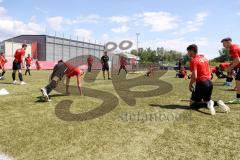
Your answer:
[120,58,127,66]
[66,63,81,78]
[0,55,6,67]
[229,44,240,68]
[14,48,25,63]
[190,54,211,81]
[219,62,230,69]
[87,57,93,65]
[211,67,217,74]
[180,69,187,76]
[25,57,32,65]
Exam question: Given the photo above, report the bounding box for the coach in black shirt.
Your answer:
[101,51,111,80]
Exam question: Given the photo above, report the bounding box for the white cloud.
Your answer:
[237,12,240,16]
[109,16,130,23]
[74,28,92,40]
[0,0,3,3]
[0,6,44,40]
[46,16,64,31]
[178,12,208,34]
[111,25,129,33]
[139,12,178,32]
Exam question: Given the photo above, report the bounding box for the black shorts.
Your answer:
[235,68,240,81]
[26,64,31,68]
[12,60,21,70]
[120,65,126,70]
[191,80,213,102]
[51,63,68,80]
[102,64,109,71]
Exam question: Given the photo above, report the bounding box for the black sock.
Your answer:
[0,73,2,77]
[25,70,27,75]
[45,80,57,94]
[18,73,23,81]
[12,73,16,81]
[237,94,240,99]
[2,71,5,76]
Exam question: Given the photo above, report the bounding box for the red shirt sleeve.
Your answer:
[230,45,240,58]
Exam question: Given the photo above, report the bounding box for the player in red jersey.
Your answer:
[25,54,32,76]
[118,56,128,75]
[221,38,240,103]
[40,60,84,101]
[66,65,84,95]
[187,44,229,115]
[0,53,7,80]
[176,67,187,78]
[12,44,27,85]
[87,55,93,72]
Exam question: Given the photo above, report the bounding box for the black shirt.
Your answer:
[101,55,109,65]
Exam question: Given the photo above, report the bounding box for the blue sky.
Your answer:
[0,0,240,58]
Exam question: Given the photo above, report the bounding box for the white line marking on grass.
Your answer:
[0,153,13,160]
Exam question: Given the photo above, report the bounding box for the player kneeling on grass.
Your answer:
[0,52,7,80]
[41,60,83,101]
[176,67,187,78]
[187,44,230,115]
[12,44,27,85]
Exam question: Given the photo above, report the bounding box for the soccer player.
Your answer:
[25,54,32,76]
[221,38,240,103]
[40,60,69,101]
[176,67,187,78]
[12,44,27,85]
[0,53,7,80]
[66,66,84,95]
[118,56,127,75]
[145,64,155,77]
[101,51,111,80]
[187,44,229,115]
[87,55,93,72]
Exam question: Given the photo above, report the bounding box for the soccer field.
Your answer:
[0,70,239,160]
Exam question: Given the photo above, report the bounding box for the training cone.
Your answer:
[0,88,9,96]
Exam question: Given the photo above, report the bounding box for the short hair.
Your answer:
[187,44,198,53]
[104,51,107,54]
[58,60,63,63]
[22,44,27,48]
[221,37,232,43]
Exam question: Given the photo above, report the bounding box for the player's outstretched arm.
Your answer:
[77,75,82,96]
[66,77,70,95]
[189,70,197,92]
[227,57,240,72]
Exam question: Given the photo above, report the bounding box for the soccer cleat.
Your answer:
[227,99,240,104]
[13,80,18,84]
[41,88,50,102]
[207,100,216,115]
[217,100,230,113]
[20,81,27,85]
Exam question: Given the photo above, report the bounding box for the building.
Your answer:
[0,35,105,61]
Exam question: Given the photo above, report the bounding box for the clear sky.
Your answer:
[0,0,240,58]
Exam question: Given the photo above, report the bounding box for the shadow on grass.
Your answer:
[149,104,210,115]
[219,88,236,92]
[35,94,67,103]
[0,82,14,85]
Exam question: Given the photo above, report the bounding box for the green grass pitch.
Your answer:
[0,70,239,160]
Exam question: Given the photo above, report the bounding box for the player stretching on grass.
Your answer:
[118,56,127,75]
[41,60,83,101]
[221,38,240,104]
[0,53,7,80]
[101,51,111,80]
[187,44,229,115]
[66,66,84,95]
[12,44,27,85]
[25,54,32,76]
